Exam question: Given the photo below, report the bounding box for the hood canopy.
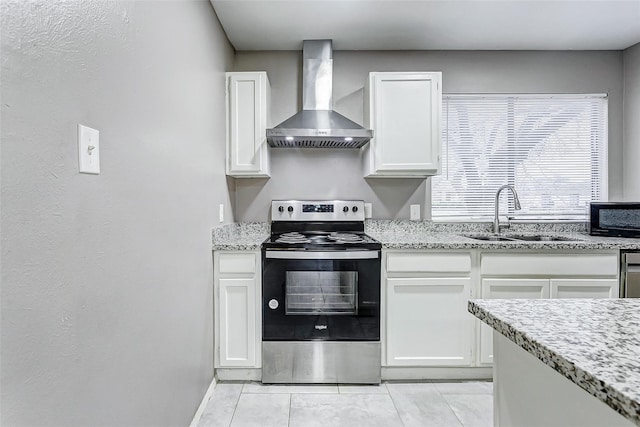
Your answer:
[266,40,373,149]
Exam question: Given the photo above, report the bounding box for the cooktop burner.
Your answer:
[274,231,370,245]
[275,232,312,244]
[266,231,380,250]
[328,232,365,243]
[263,200,382,251]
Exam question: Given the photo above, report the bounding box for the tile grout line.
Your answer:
[385,385,407,427]
[227,381,245,427]
[287,393,292,427]
[440,391,466,427]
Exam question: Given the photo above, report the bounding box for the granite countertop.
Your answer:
[369,231,640,250]
[212,223,269,250]
[469,298,640,426]
[212,220,640,251]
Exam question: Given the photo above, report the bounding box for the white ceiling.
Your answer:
[211,0,640,51]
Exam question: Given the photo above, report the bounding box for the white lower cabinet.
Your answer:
[477,250,619,366]
[219,278,257,366]
[550,279,619,298]
[386,277,472,366]
[383,249,620,372]
[214,251,261,368]
[479,278,549,364]
[384,251,473,367]
[214,248,620,377]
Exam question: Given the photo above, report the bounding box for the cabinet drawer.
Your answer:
[481,253,617,276]
[218,253,256,274]
[387,252,471,273]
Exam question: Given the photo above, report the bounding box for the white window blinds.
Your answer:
[431,94,608,220]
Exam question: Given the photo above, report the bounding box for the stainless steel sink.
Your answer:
[463,233,584,242]
[463,234,516,241]
[506,234,583,242]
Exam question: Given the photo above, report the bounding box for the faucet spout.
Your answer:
[493,185,522,234]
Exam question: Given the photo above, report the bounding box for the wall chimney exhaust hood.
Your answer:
[266,40,373,149]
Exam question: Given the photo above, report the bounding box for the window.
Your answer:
[431,94,608,220]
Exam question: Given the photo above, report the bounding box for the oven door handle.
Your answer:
[265,250,379,260]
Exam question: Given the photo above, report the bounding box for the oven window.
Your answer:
[285,271,358,315]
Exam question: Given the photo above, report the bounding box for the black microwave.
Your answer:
[590,203,640,238]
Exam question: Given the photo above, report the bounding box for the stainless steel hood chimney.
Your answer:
[266,40,373,149]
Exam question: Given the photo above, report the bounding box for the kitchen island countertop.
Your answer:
[469,298,640,426]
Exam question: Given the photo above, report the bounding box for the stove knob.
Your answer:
[288,206,294,213]
[352,206,359,213]
[343,206,349,213]
[278,206,284,213]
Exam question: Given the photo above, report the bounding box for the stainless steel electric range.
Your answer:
[261,200,382,384]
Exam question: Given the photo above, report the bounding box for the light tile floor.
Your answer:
[198,381,493,427]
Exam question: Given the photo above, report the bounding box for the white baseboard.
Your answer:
[382,366,493,381]
[215,368,261,381]
[189,377,217,427]
[212,367,491,382]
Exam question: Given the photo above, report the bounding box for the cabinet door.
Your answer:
[386,277,472,366]
[366,72,441,177]
[479,278,549,365]
[226,72,270,177]
[219,277,257,367]
[550,279,619,299]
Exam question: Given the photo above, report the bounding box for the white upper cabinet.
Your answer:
[226,72,270,177]
[363,72,442,177]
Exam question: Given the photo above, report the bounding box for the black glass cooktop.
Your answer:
[262,231,381,251]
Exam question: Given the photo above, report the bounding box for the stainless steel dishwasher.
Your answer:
[620,251,640,297]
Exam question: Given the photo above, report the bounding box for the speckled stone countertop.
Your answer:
[211,223,269,250]
[469,299,640,426]
[212,220,640,251]
[365,220,640,250]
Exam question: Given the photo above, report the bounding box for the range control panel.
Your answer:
[271,200,365,222]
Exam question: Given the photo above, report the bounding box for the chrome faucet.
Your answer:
[493,185,522,234]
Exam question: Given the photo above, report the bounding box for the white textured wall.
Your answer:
[234,50,623,222]
[623,43,640,200]
[0,1,233,425]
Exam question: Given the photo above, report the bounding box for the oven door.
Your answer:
[262,250,380,341]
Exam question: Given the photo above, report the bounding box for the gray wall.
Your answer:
[233,50,624,222]
[1,1,233,426]
[624,43,640,200]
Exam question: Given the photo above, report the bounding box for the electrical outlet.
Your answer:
[410,204,421,221]
[219,204,224,223]
[364,203,372,219]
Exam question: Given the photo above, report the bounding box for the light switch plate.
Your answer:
[78,124,100,174]
[364,203,372,219]
[410,204,421,221]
